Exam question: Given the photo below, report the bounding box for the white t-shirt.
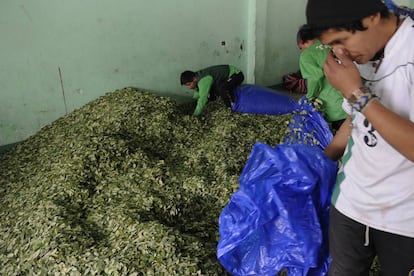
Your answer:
[334,16,414,238]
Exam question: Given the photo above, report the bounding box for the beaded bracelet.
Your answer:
[347,86,378,112]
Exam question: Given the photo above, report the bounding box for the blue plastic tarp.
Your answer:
[217,143,337,276]
[218,98,337,276]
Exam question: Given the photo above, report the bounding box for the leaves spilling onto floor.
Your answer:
[0,87,292,275]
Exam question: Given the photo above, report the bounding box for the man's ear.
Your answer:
[364,12,381,27]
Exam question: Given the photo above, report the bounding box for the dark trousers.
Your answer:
[217,72,245,107]
[328,206,414,276]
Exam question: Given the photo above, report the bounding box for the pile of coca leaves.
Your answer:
[0,87,292,275]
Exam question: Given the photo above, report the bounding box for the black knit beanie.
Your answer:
[306,0,386,27]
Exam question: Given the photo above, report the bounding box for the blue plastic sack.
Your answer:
[217,143,337,276]
[231,84,298,115]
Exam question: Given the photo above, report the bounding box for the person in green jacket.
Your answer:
[297,24,347,131]
[180,64,244,116]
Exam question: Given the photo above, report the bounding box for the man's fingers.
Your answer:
[333,48,354,66]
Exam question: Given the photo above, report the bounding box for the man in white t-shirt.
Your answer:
[306,0,414,275]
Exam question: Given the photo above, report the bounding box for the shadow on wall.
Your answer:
[0,142,21,154]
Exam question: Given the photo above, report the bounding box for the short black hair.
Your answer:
[297,24,317,45]
[180,70,196,85]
